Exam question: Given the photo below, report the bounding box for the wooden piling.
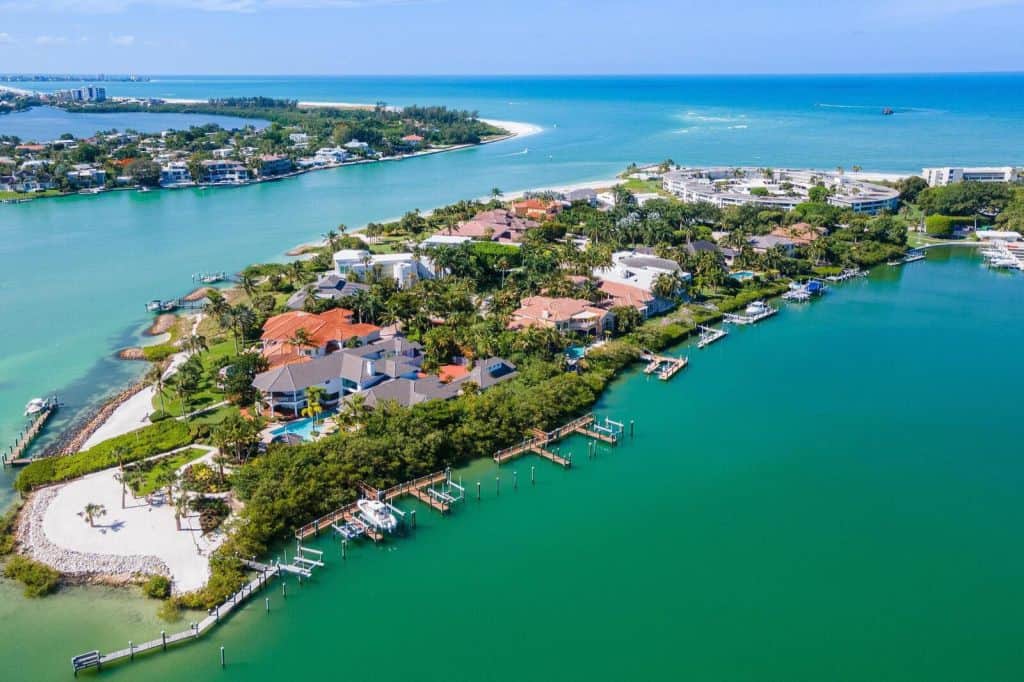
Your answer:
[220,646,225,668]
[531,465,535,485]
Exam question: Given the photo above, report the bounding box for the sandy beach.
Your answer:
[18,445,224,593]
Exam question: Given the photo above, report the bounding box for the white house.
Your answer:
[160,161,193,187]
[593,250,689,315]
[314,147,349,164]
[343,139,371,153]
[333,249,436,288]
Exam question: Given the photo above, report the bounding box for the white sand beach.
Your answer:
[19,446,224,593]
[480,118,544,138]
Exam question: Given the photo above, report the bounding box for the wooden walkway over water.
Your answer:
[294,469,453,541]
[3,402,58,467]
[72,562,280,675]
[493,413,620,468]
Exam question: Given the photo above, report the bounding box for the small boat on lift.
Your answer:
[745,300,774,316]
[356,499,398,533]
[145,299,162,312]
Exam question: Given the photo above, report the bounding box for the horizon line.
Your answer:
[3,70,1024,79]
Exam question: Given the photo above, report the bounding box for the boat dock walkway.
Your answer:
[294,469,455,542]
[723,306,778,326]
[697,326,728,349]
[72,562,281,675]
[641,352,688,380]
[494,413,623,467]
[3,399,59,467]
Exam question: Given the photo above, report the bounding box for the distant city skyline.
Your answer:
[0,0,1023,75]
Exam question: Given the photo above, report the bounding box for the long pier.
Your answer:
[72,562,280,676]
[4,400,59,467]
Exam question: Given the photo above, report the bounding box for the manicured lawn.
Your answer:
[0,189,63,200]
[153,339,236,414]
[134,447,208,496]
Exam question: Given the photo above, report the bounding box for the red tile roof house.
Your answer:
[512,198,564,221]
[769,222,826,245]
[400,134,425,148]
[509,296,614,336]
[259,309,381,369]
[596,280,658,317]
[439,208,537,243]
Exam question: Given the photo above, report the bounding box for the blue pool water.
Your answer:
[270,411,337,441]
[566,346,586,359]
[731,270,756,280]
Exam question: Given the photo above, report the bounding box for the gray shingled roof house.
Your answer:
[286,274,371,310]
[358,357,518,409]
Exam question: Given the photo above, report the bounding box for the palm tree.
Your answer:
[238,274,257,299]
[322,229,339,252]
[336,223,348,237]
[490,187,503,199]
[82,503,106,527]
[154,468,177,506]
[288,260,305,286]
[145,363,167,414]
[288,327,315,355]
[301,385,326,434]
[338,393,368,430]
[212,450,231,484]
[174,494,188,532]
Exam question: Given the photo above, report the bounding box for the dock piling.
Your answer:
[220,646,225,668]
[282,581,287,599]
[513,471,518,490]
[342,539,347,560]
[496,476,500,496]
[531,465,536,485]
[630,420,635,438]
[161,631,167,651]
[129,641,133,661]
[476,481,481,501]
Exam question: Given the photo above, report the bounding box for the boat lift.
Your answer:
[292,543,325,570]
[425,468,465,506]
[591,416,624,439]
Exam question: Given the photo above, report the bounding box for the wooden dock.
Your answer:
[294,469,454,542]
[493,413,621,467]
[640,353,688,381]
[697,325,728,349]
[4,401,58,467]
[72,562,280,675]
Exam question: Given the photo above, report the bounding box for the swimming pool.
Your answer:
[730,270,756,281]
[566,346,586,360]
[271,410,337,442]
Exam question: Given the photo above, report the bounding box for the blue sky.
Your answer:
[1,0,1022,75]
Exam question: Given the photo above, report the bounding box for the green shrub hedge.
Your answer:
[15,420,192,492]
[925,215,971,237]
[4,555,60,597]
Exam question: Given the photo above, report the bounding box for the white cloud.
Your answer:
[34,35,69,46]
[110,33,136,46]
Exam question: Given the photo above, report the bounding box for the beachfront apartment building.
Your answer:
[333,249,436,287]
[160,161,193,187]
[921,166,1023,187]
[200,160,249,184]
[663,168,900,214]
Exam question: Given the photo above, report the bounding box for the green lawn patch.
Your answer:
[15,420,192,493]
[133,447,208,496]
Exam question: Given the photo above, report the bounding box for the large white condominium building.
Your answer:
[921,167,1023,187]
[663,168,900,215]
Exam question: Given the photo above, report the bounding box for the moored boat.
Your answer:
[356,499,398,532]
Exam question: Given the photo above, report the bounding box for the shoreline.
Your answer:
[0,112,536,205]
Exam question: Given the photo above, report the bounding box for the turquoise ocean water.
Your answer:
[1,73,1023,508]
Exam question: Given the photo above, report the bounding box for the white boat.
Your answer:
[356,499,398,533]
[24,397,50,416]
[745,300,773,316]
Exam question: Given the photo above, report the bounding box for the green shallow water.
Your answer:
[2,248,1023,681]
